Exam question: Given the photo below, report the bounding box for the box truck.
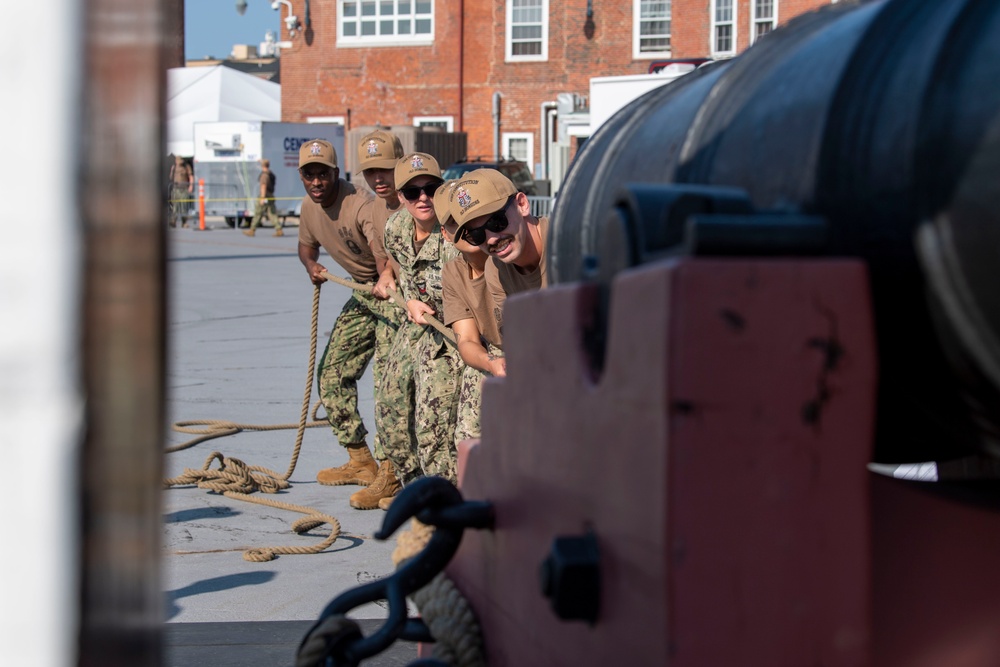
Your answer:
[192,121,345,228]
[588,61,706,135]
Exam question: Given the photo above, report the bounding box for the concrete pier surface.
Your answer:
[163,218,416,665]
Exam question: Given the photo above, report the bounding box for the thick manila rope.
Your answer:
[297,277,484,664]
[164,270,457,562]
[164,285,338,562]
[392,520,486,667]
[296,520,487,667]
[319,270,457,345]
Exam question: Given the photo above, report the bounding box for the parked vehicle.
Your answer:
[441,157,538,196]
[647,57,712,74]
[589,61,707,135]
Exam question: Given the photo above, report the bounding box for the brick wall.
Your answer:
[280,0,834,172]
[675,0,832,58]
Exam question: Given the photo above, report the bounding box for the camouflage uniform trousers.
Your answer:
[169,183,192,227]
[377,326,463,485]
[453,343,503,445]
[250,198,279,231]
[375,322,420,481]
[414,332,464,483]
[317,290,400,458]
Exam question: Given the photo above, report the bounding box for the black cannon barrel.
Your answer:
[549,0,1000,463]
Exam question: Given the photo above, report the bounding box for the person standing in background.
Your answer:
[169,155,194,228]
[244,158,280,237]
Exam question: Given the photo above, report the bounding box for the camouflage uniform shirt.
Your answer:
[384,208,459,318]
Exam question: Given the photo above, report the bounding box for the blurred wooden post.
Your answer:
[78,0,168,664]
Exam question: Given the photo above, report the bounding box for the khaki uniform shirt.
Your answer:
[298,181,378,283]
[442,255,503,349]
[370,197,405,275]
[485,215,549,317]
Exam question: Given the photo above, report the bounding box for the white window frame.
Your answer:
[503,132,534,175]
[711,0,737,58]
[337,0,435,48]
[306,116,346,125]
[506,0,548,63]
[750,0,778,45]
[413,115,454,131]
[632,0,672,59]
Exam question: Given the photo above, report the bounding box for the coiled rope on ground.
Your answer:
[164,272,456,562]
[164,282,336,561]
[168,271,481,658]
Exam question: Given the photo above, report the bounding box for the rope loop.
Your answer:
[163,285,341,561]
[243,548,277,563]
[292,515,328,534]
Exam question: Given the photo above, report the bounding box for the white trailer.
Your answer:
[588,62,702,135]
[192,121,345,227]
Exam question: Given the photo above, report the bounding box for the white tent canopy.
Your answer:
[166,65,280,157]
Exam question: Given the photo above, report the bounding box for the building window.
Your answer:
[711,0,736,56]
[751,0,777,44]
[633,0,671,59]
[338,0,434,46]
[413,116,454,131]
[503,132,534,174]
[506,0,548,62]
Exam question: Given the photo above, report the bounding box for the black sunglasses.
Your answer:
[461,196,515,246]
[399,181,442,201]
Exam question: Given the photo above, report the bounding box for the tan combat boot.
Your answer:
[273,228,284,237]
[316,443,378,486]
[377,493,398,511]
[243,229,255,237]
[349,460,401,510]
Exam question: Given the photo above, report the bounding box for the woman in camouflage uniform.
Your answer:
[368,152,462,510]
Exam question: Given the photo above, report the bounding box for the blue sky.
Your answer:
[185,0,283,61]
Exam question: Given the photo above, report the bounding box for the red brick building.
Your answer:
[278,0,834,190]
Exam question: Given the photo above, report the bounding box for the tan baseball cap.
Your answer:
[358,129,404,171]
[299,139,338,170]
[394,152,442,189]
[448,168,518,236]
[434,180,459,229]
